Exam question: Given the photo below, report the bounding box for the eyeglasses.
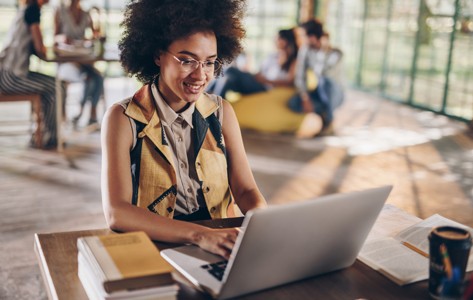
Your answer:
[167,52,222,74]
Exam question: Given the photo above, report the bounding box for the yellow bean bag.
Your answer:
[229,87,307,133]
[228,70,321,135]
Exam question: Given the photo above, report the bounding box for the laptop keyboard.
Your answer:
[201,260,228,281]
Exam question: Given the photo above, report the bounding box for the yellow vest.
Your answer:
[125,84,232,219]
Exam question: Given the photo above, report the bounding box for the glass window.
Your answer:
[323,0,473,121]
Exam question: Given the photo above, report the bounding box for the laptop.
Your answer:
[161,185,392,299]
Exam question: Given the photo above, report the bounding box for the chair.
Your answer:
[0,93,42,148]
[229,87,323,138]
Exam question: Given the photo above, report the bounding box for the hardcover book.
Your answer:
[77,231,175,293]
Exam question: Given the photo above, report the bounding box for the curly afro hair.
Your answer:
[119,0,247,84]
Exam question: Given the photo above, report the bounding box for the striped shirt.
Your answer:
[0,5,39,76]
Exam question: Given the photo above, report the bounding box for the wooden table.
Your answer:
[44,49,120,152]
[34,215,432,300]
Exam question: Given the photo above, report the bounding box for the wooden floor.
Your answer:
[1,83,472,299]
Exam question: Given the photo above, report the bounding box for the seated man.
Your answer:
[288,19,344,134]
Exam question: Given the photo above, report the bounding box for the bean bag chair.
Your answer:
[229,87,307,133]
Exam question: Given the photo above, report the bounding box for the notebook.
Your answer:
[161,185,393,299]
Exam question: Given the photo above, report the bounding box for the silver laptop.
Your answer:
[161,186,392,299]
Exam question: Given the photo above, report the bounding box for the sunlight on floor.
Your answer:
[323,126,462,156]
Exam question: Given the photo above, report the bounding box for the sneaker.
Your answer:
[85,119,100,133]
[72,115,81,129]
[29,139,57,150]
[317,122,335,137]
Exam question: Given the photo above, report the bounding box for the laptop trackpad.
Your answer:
[166,245,223,264]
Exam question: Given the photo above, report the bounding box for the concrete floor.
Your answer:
[0,81,472,299]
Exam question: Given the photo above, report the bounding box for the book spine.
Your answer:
[78,236,122,282]
[77,238,108,286]
[78,252,106,300]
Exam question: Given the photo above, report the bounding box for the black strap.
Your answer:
[174,207,211,221]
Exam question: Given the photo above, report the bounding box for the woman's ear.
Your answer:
[154,52,162,67]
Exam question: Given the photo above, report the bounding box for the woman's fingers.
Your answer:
[197,227,241,259]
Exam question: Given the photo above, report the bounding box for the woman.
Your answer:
[101,0,267,259]
[55,0,104,126]
[254,28,299,89]
[0,0,58,148]
[209,28,299,97]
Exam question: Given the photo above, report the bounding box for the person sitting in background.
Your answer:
[208,28,298,98]
[101,0,267,259]
[288,19,344,135]
[54,0,104,126]
[0,0,59,149]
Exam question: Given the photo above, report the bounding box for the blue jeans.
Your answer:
[208,66,267,97]
[80,65,104,108]
[288,77,344,127]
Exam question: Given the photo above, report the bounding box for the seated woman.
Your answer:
[0,0,59,149]
[221,28,323,137]
[101,0,267,259]
[209,28,298,97]
[54,0,104,126]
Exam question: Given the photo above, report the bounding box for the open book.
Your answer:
[358,214,473,285]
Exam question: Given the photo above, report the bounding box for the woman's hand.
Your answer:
[193,227,241,259]
[301,93,314,113]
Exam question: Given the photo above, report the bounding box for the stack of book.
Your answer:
[77,231,179,300]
